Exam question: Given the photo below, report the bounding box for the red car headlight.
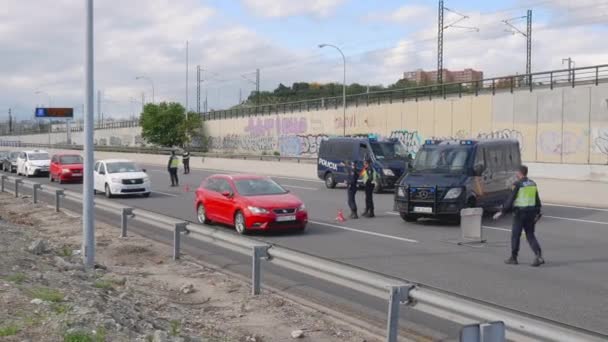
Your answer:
[297,204,306,212]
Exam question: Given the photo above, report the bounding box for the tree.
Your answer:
[140,102,202,147]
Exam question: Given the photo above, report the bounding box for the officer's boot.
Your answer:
[368,208,375,218]
[350,210,359,219]
[504,256,518,265]
[361,208,369,217]
[531,255,545,267]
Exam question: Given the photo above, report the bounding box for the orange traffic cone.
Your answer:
[336,209,346,223]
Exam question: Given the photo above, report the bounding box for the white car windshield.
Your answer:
[28,153,49,160]
[106,162,139,173]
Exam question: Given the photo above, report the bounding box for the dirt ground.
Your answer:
[0,192,376,342]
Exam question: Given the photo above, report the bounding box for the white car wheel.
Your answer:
[105,184,113,198]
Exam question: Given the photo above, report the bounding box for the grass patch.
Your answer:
[6,273,26,284]
[170,320,181,336]
[64,330,93,342]
[0,324,20,337]
[28,286,64,302]
[93,280,113,290]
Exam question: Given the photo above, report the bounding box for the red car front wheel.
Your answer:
[234,211,248,235]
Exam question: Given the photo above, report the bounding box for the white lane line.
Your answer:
[545,203,608,212]
[152,191,178,197]
[482,225,510,232]
[282,184,318,190]
[309,220,419,243]
[543,215,608,226]
[386,211,399,216]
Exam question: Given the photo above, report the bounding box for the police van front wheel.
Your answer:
[400,213,417,223]
[324,173,336,189]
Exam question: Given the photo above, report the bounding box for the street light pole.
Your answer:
[83,0,96,269]
[319,44,346,136]
[136,76,155,104]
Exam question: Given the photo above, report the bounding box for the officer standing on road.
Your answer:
[182,149,190,174]
[361,158,377,218]
[168,150,180,187]
[494,165,544,267]
[345,160,359,219]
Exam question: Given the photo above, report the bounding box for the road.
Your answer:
[5,164,608,337]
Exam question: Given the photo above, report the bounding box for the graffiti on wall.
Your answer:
[539,131,584,156]
[477,129,524,147]
[244,117,308,137]
[593,129,608,160]
[209,134,276,153]
[389,130,422,156]
[334,115,357,130]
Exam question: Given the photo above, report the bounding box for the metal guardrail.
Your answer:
[0,175,606,342]
[202,64,608,120]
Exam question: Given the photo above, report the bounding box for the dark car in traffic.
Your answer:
[394,139,521,222]
[1,151,20,173]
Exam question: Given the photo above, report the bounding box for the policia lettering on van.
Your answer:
[317,136,412,193]
[394,139,521,222]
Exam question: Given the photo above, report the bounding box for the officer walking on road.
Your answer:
[168,150,180,187]
[494,165,545,267]
[361,158,377,218]
[182,149,190,174]
[345,160,359,219]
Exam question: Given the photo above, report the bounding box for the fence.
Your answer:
[0,119,140,137]
[202,64,608,121]
[0,175,605,342]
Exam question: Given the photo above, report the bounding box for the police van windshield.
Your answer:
[370,142,409,160]
[412,147,471,173]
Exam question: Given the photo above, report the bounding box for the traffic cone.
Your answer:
[336,209,346,222]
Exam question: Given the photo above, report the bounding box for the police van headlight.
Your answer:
[397,187,406,197]
[382,169,395,176]
[444,188,463,199]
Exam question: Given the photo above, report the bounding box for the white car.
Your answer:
[94,159,151,198]
[16,150,50,177]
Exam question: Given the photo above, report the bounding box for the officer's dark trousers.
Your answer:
[511,210,542,258]
[183,159,190,174]
[347,187,357,212]
[364,183,374,211]
[169,168,179,186]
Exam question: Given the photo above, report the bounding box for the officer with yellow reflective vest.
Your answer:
[360,158,379,218]
[494,165,544,267]
[168,150,180,187]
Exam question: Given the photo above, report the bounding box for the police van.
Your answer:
[317,136,412,192]
[394,139,521,222]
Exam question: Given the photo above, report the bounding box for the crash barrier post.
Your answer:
[55,189,64,212]
[32,183,42,204]
[460,321,505,342]
[120,208,134,238]
[386,285,412,342]
[1,175,6,192]
[14,179,22,198]
[252,245,270,295]
[459,208,486,245]
[173,222,189,260]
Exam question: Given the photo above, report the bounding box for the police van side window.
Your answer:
[486,147,500,171]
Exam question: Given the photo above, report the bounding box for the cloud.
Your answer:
[241,0,346,18]
[364,4,434,25]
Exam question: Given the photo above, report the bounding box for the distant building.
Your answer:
[403,68,484,85]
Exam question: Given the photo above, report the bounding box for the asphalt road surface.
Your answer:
[5,164,608,337]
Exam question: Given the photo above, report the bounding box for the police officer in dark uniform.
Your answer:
[494,165,544,267]
[361,158,377,218]
[182,149,190,174]
[345,160,359,219]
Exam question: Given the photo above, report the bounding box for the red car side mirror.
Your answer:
[221,191,233,198]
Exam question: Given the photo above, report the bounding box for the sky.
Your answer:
[1,0,607,120]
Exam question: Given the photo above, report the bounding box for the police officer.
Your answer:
[182,149,190,174]
[361,158,377,218]
[168,150,180,187]
[494,165,544,267]
[345,160,359,219]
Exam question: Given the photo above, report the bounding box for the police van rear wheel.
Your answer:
[324,173,336,189]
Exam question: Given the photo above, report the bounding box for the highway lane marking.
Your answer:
[543,215,608,226]
[309,220,419,243]
[281,184,318,190]
[482,226,510,232]
[545,203,608,212]
[152,191,178,197]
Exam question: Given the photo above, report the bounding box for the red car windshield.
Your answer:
[60,155,83,164]
[234,178,287,196]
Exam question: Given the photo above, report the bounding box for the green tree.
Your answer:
[139,102,202,147]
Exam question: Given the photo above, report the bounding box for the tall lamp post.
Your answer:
[135,76,155,104]
[319,43,346,136]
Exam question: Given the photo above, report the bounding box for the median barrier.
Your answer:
[0,175,606,342]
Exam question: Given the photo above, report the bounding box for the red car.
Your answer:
[49,154,84,184]
[194,174,308,234]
